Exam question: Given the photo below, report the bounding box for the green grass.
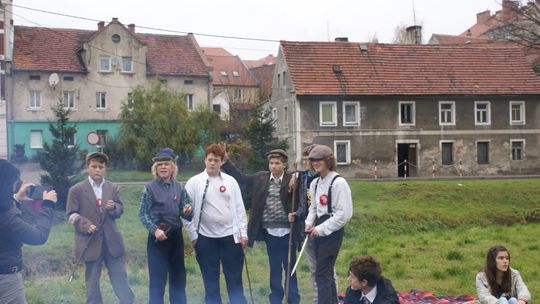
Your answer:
[22,178,540,303]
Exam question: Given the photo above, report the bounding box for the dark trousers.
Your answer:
[314,228,344,304]
[147,228,187,304]
[195,234,247,304]
[84,239,134,304]
[263,231,300,304]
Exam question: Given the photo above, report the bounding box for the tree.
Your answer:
[242,106,288,171]
[501,1,540,51]
[38,101,80,210]
[119,78,222,169]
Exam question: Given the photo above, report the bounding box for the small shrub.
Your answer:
[431,269,447,280]
[446,250,464,261]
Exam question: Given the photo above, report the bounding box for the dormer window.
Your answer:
[220,70,228,76]
[232,71,240,77]
[100,56,111,72]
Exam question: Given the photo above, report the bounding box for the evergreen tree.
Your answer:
[38,101,80,210]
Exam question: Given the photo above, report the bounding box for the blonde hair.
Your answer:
[151,160,178,180]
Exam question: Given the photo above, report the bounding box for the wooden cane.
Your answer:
[284,162,298,303]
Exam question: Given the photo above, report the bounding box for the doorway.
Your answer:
[397,143,417,177]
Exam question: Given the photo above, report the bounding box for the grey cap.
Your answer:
[303,144,318,156]
[264,149,288,161]
[308,145,333,160]
[86,152,109,165]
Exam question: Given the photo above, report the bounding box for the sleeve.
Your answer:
[221,160,255,187]
[139,186,157,234]
[107,184,124,219]
[182,178,198,242]
[476,272,499,304]
[233,180,248,238]
[316,178,353,237]
[305,178,318,226]
[294,172,308,221]
[514,270,531,303]
[66,186,93,234]
[178,187,193,221]
[5,203,54,245]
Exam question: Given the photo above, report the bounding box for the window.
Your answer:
[63,75,74,81]
[184,79,193,85]
[283,106,289,130]
[67,132,76,148]
[122,56,133,72]
[439,101,455,125]
[220,70,228,76]
[30,130,43,148]
[441,142,453,165]
[127,92,134,109]
[282,72,287,86]
[232,71,240,77]
[320,102,337,126]
[234,88,242,100]
[475,101,491,125]
[334,140,351,165]
[509,101,525,125]
[63,91,75,109]
[96,92,107,109]
[96,130,108,146]
[477,141,489,164]
[343,101,360,126]
[399,101,415,126]
[511,140,524,161]
[213,104,221,114]
[272,108,277,121]
[29,90,41,108]
[277,74,281,86]
[100,56,111,72]
[29,75,41,80]
[185,94,194,110]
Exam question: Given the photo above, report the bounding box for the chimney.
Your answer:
[112,17,119,22]
[406,25,422,44]
[476,10,491,23]
[128,24,135,33]
[501,0,519,19]
[97,21,105,31]
[335,37,349,42]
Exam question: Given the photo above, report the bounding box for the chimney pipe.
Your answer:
[97,21,105,31]
[112,17,119,22]
[128,24,135,33]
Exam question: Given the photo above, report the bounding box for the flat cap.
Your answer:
[308,145,333,160]
[303,144,318,155]
[86,152,109,165]
[264,149,288,161]
[152,148,177,162]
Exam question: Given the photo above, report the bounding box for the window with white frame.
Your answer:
[96,92,107,109]
[320,102,337,126]
[509,101,525,125]
[399,101,415,126]
[477,141,489,164]
[100,56,111,72]
[67,132,76,148]
[185,94,194,110]
[127,92,134,109]
[334,140,351,165]
[511,140,524,160]
[439,101,455,125]
[283,106,289,131]
[30,130,43,148]
[234,88,242,100]
[475,101,491,125]
[29,90,41,108]
[122,56,133,72]
[63,91,75,109]
[441,142,454,165]
[96,130,108,146]
[343,101,360,126]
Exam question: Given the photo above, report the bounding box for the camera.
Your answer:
[26,185,53,200]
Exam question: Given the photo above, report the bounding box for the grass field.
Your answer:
[22,178,540,303]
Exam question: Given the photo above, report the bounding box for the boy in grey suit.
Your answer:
[67,152,134,304]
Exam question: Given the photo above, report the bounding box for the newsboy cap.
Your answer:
[264,149,288,161]
[86,152,109,165]
[308,145,333,160]
[152,148,177,162]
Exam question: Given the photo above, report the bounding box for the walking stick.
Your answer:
[243,249,255,304]
[68,228,99,282]
[291,234,309,276]
[284,163,298,303]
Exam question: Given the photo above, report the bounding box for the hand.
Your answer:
[288,212,296,223]
[88,224,97,234]
[105,200,115,210]
[240,236,248,249]
[183,204,192,216]
[154,228,168,241]
[518,300,527,304]
[305,224,313,233]
[288,175,297,190]
[42,190,58,203]
[192,239,197,247]
[14,182,35,202]
[310,227,320,237]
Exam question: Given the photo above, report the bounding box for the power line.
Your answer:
[10,4,281,43]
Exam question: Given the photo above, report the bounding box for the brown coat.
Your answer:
[66,179,125,261]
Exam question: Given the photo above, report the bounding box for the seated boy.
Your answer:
[344,255,399,304]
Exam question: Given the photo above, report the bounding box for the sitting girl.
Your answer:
[476,245,531,304]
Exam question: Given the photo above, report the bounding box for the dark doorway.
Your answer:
[397,143,417,177]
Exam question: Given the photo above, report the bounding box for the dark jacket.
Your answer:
[221,161,303,247]
[344,277,400,304]
[0,200,55,270]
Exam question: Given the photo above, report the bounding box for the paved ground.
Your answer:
[15,162,45,184]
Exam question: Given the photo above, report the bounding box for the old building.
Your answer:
[0,0,12,159]
[270,40,540,178]
[8,18,211,158]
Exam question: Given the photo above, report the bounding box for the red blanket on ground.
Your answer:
[338,289,477,304]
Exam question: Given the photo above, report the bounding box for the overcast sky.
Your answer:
[11,0,504,60]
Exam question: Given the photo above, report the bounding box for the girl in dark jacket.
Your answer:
[0,159,57,303]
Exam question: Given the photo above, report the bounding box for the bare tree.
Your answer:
[501,1,540,51]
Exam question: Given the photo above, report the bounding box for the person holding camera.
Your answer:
[0,159,57,303]
[66,152,134,304]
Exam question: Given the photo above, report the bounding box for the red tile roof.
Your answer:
[201,47,233,57]
[13,25,210,77]
[201,48,258,87]
[429,34,490,45]
[244,54,277,69]
[281,41,540,96]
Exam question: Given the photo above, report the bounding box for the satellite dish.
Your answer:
[48,73,59,88]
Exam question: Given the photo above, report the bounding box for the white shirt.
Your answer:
[267,172,290,237]
[88,176,104,201]
[184,170,248,243]
[363,285,378,304]
[198,176,234,238]
[305,171,353,237]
